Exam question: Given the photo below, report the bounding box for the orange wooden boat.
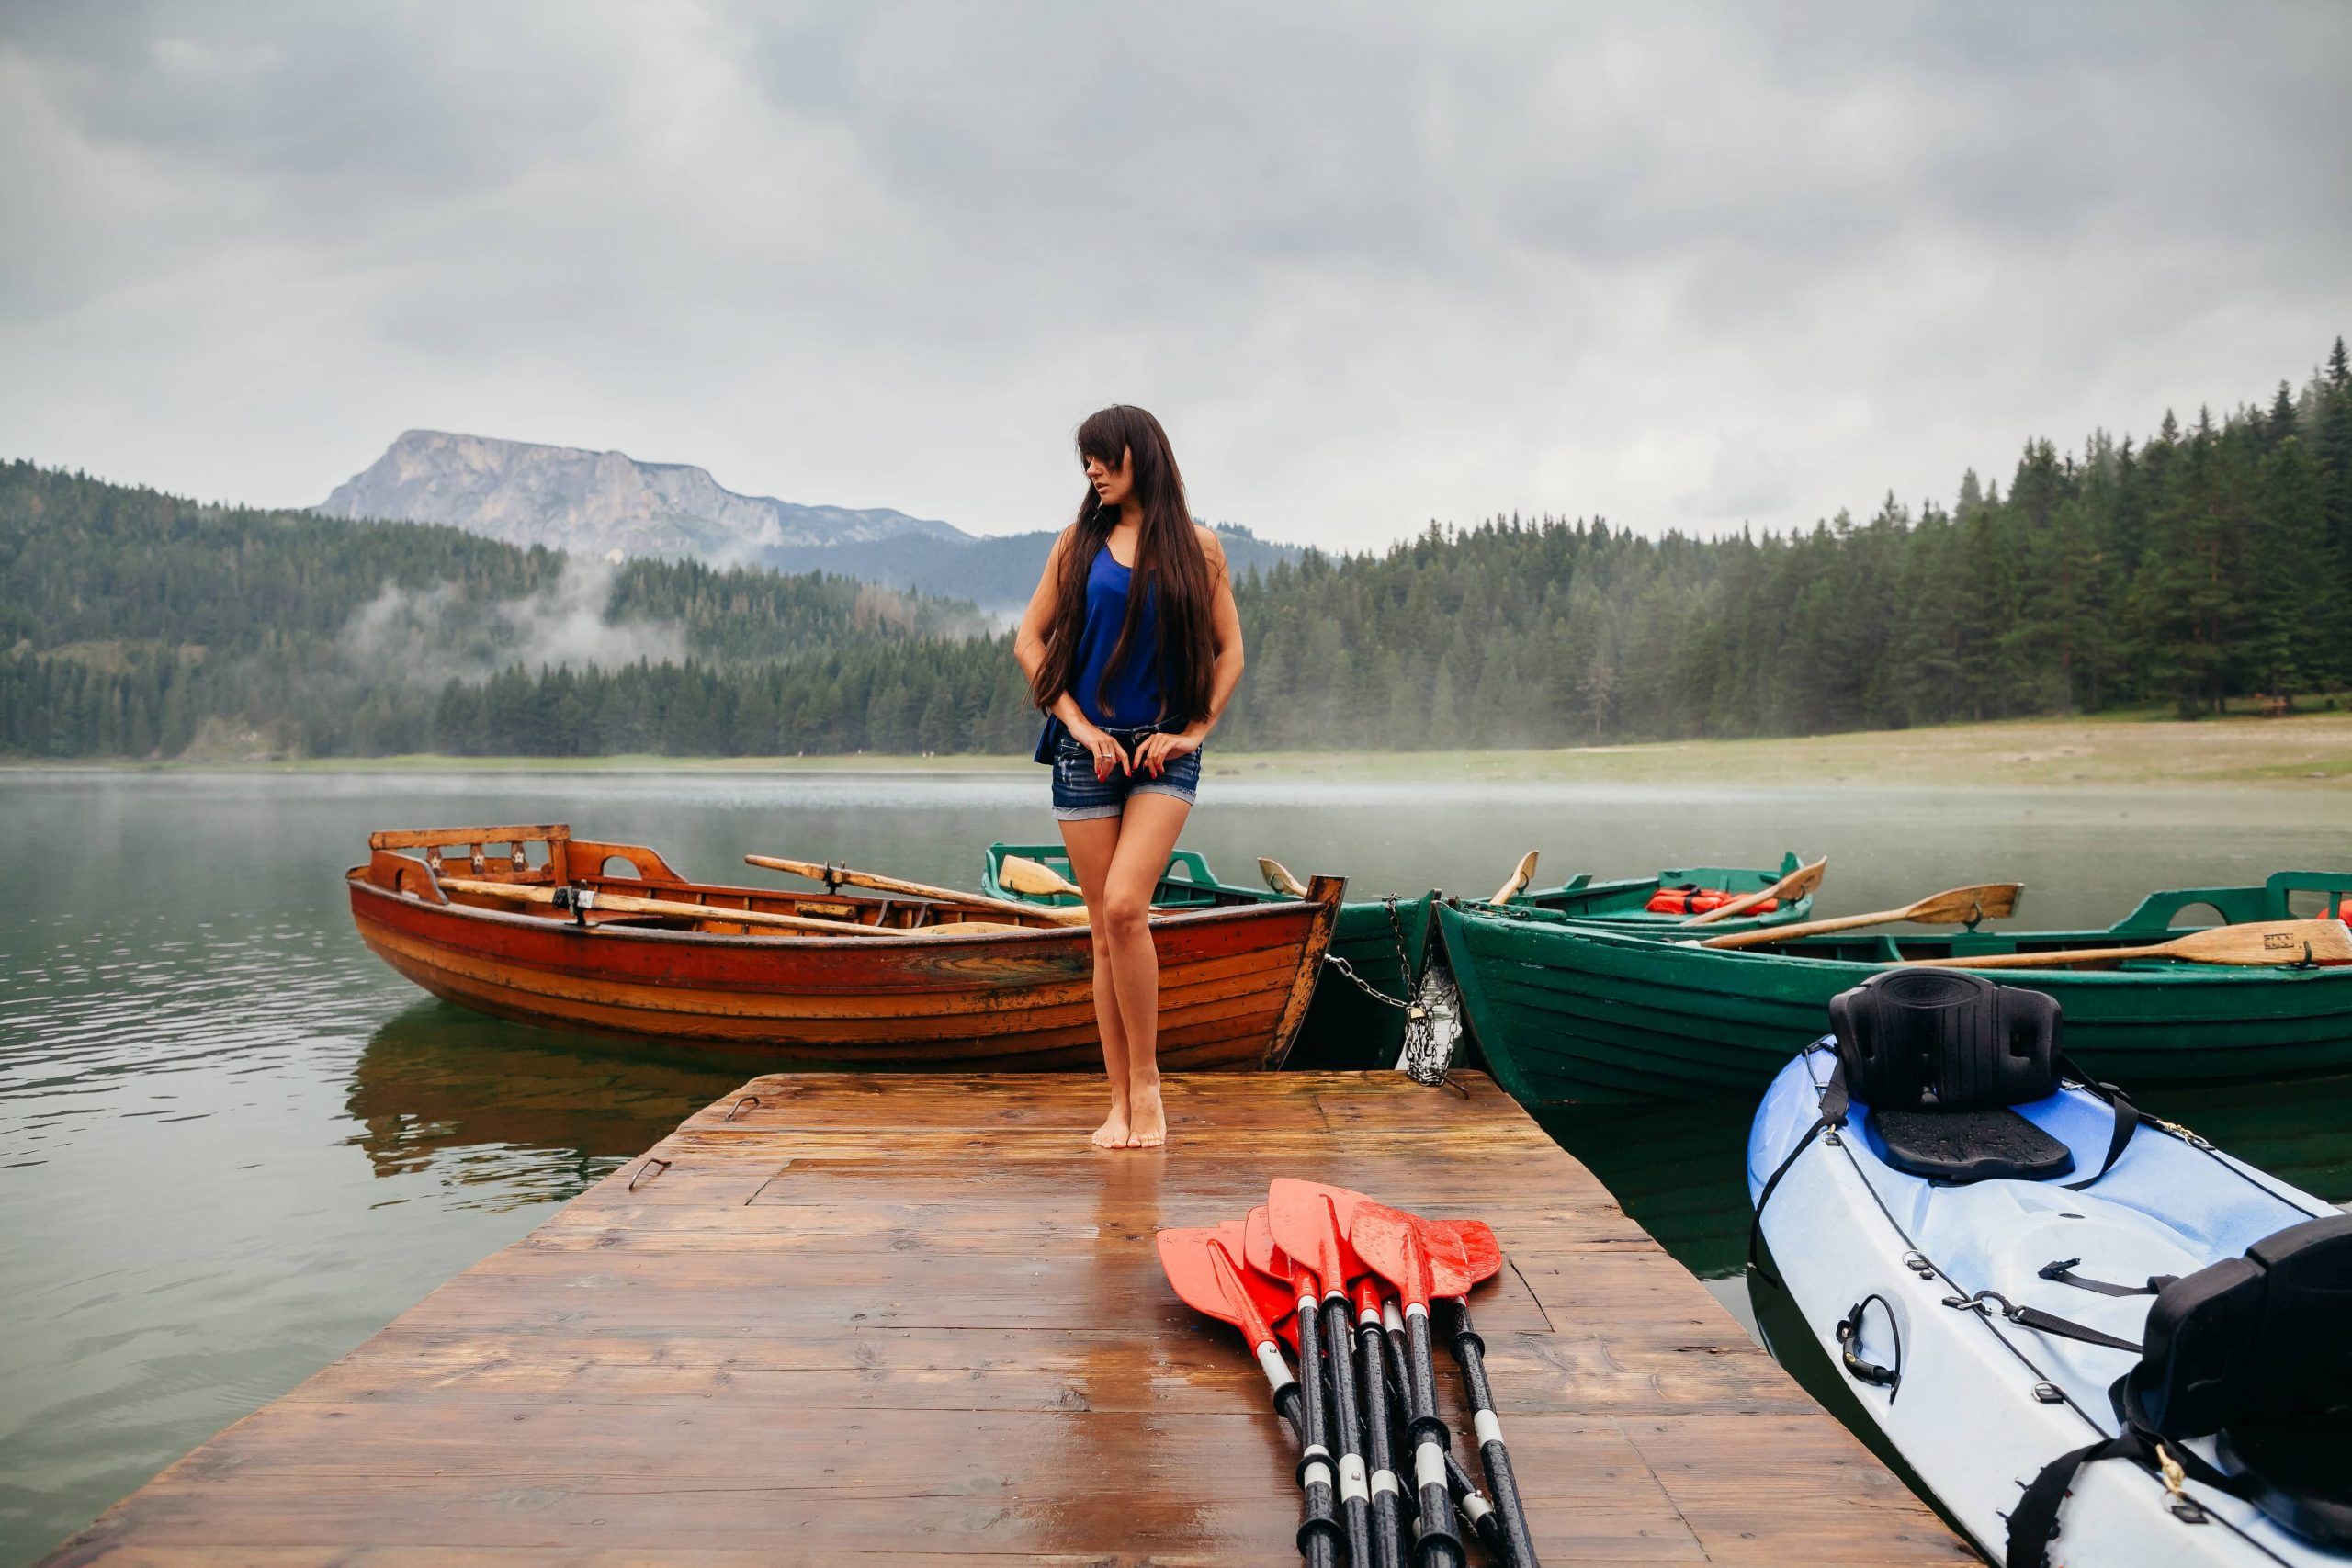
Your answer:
[347,825,1343,1070]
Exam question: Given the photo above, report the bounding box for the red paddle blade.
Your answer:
[1156,1227,1278,1348]
[1440,1218,1504,1292]
[1243,1204,1289,1281]
[1349,1197,1437,1310]
[1216,1220,1296,1335]
[1267,1179,1374,1296]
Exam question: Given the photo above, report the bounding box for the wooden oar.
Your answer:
[744,854,1087,926]
[1700,882,2022,952]
[441,877,1030,937]
[997,854,1083,901]
[1261,857,1310,897]
[1906,919,2352,971]
[1684,856,1828,927]
[1488,852,1539,906]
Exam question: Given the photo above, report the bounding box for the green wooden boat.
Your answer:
[980,842,1434,1071]
[1440,871,2352,1106]
[979,844,1817,1071]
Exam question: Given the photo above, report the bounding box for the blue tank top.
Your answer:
[1070,545,1167,728]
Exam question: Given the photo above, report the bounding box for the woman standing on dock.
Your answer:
[1016,406,1245,1149]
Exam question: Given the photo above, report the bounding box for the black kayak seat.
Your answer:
[2121,1213,2352,1548]
[1867,1105,2075,1183]
[1829,969,2073,1184]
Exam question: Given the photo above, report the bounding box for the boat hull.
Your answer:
[1283,892,1439,1070]
[349,874,1339,1071]
[1439,902,2352,1105]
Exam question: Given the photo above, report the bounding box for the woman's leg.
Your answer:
[1097,792,1193,1147]
[1058,814,1132,1147]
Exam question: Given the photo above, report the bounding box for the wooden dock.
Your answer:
[46,1072,1967,1565]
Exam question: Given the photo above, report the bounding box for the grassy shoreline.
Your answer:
[8,712,2350,789]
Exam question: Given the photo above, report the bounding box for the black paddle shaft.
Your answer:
[1355,1307,1406,1568]
[1400,1303,1467,1568]
[1287,1291,1346,1568]
[1449,1300,1540,1568]
[1318,1295,1375,1568]
[1380,1313,1504,1557]
[1270,1375,1340,1568]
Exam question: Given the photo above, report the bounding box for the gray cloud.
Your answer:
[2,1,2347,550]
[339,556,686,682]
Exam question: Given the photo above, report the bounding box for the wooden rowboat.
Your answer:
[1439,871,2352,1106]
[348,825,1343,1070]
[979,841,1435,1071]
[978,842,1816,1072]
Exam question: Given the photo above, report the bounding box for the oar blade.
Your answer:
[1907,881,2023,925]
[1258,856,1309,897]
[1489,851,1540,906]
[1436,1218,1503,1294]
[2181,918,2352,967]
[1216,1220,1297,1332]
[1158,1227,1284,1348]
[1158,1227,1249,1331]
[1349,1198,1440,1310]
[1268,1179,1374,1295]
[997,854,1078,898]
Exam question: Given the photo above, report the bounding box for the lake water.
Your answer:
[4,767,2350,1563]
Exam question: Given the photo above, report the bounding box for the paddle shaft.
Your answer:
[744,854,1087,926]
[1352,1301,1406,1568]
[1288,1283,1347,1566]
[1258,1338,1340,1568]
[1904,918,2352,970]
[1318,1294,1375,1568]
[1449,1300,1540,1567]
[1701,882,2021,951]
[1380,1301,1501,1556]
[438,877,1026,937]
[1685,856,1826,927]
[1398,1302,1468,1568]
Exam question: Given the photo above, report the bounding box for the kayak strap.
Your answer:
[2039,1258,2178,1298]
[2006,1425,2245,1568]
[1946,1290,2145,1354]
[2054,1053,2142,1190]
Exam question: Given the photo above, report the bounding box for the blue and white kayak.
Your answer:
[1749,1041,2346,1568]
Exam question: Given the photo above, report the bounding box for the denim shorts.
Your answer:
[1051,723,1203,820]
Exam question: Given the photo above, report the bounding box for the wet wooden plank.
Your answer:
[43,1071,1967,1565]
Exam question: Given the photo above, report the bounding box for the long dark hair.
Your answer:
[1028,404,1216,724]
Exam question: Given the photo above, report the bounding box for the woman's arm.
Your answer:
[1015,529,1130,776]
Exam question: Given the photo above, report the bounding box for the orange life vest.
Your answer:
[1645,886,1777,916]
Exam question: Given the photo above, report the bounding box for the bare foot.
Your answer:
[1091,1103,1133,1149]
[1127,1081,1167,1148]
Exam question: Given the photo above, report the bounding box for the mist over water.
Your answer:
[1,767,2348,1563]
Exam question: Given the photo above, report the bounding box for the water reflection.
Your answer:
[344,1003,749,1206]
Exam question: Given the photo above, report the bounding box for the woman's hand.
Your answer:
[1069,721,1132,781]
[1132,728,1202,779]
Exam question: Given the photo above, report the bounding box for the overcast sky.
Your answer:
[4,3,2348,548]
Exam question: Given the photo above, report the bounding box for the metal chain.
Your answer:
[1321,952,1413,1009]
[1317,896,1423,1009]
